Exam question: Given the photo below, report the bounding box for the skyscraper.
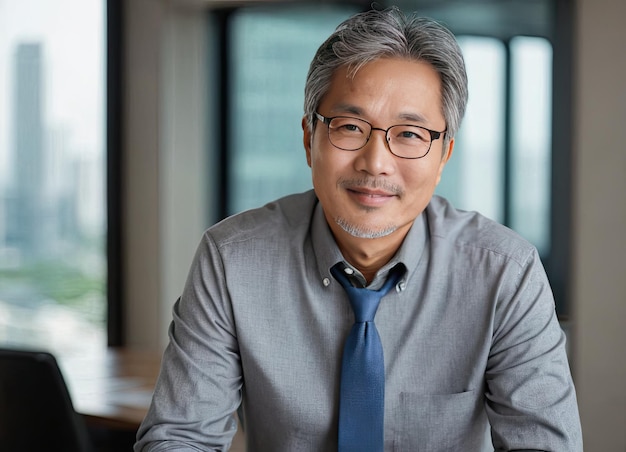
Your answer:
[7,42,44,259]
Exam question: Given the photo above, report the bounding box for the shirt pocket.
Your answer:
[391,390,491,452]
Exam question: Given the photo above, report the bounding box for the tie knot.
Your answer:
[331,264,401,322]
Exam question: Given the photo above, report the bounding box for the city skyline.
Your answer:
[0,0,106,353]
[0,39,105,257]
[0,0,104,188]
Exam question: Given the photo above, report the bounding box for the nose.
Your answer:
[353,128,396,176]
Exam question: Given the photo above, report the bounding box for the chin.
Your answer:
[335,217,398,239]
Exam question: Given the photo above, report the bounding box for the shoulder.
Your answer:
[204,190,317,248]
[426,195,536,268]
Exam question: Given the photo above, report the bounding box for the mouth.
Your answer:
[348,187,396,198]
[343,184,400,208]
[337,178,403,209]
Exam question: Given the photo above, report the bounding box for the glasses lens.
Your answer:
[327,117,370,151]
[387,125,431,158]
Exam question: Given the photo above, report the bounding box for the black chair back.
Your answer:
[0,348,93,452]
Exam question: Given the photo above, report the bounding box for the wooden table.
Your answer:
[59,347,246,450]
[59,347,162,431]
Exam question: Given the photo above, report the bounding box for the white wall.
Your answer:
[159,4,213,349]
[571,0,626,449]
[124,0,163,348]
[123,0,626,448]
[124,0,212,349]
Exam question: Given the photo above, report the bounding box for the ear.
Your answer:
[435,137,454,185]
[442,137,454,163]
[302,116,313,168]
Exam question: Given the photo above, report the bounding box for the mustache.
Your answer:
[337,177,404,196]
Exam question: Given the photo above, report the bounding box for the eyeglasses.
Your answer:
[315,112,446,159]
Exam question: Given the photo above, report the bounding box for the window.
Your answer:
[436,35,553,259]
[0,0,106,353]
[436,37,506,223]
[225,4,361,215]
[509,36,553,256]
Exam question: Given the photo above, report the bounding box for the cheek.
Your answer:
[402,163,442,193]
[308,149,322,175]
[309,148,330,182]
[311,158,337,192]
[310,145,348,175]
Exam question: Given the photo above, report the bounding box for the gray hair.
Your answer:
[303,7,468,145]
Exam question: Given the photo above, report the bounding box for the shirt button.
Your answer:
[343,267,354,275]
[323,278,331,287]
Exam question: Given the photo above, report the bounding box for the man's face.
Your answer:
[303,57,453,243]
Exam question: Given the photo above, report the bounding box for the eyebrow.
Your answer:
[397,112,430,124]
[330,103,363,116]
[329,103,430,125]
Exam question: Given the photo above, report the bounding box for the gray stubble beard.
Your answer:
[334,216,398,239]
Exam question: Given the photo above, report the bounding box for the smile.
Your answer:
[346,187,398,207]
[349,188,395,197]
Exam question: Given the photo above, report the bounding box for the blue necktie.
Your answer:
[331,264,402,452]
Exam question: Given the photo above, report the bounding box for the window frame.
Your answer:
[107,0,124,346]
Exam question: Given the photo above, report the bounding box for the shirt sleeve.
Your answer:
[485,247,583,451]
[135,232,242,451]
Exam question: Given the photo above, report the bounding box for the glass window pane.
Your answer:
[228,5,359,215]
[510,36,552,255]
[0,0,106,353]
[436,37,506,223]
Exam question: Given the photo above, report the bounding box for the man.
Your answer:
[136,7,582,451]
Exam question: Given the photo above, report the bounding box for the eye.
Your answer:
[341,123,361,132]
[393,126,429,142]
[330,117,368,135]
[400,130,419,139]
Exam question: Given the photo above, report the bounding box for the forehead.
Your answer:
[320,57,444,126]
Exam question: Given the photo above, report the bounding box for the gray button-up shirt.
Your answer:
[135,190,582,451]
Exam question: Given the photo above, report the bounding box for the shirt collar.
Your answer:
[311,197,429,290]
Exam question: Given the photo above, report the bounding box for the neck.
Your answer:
[332,224,411,284]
